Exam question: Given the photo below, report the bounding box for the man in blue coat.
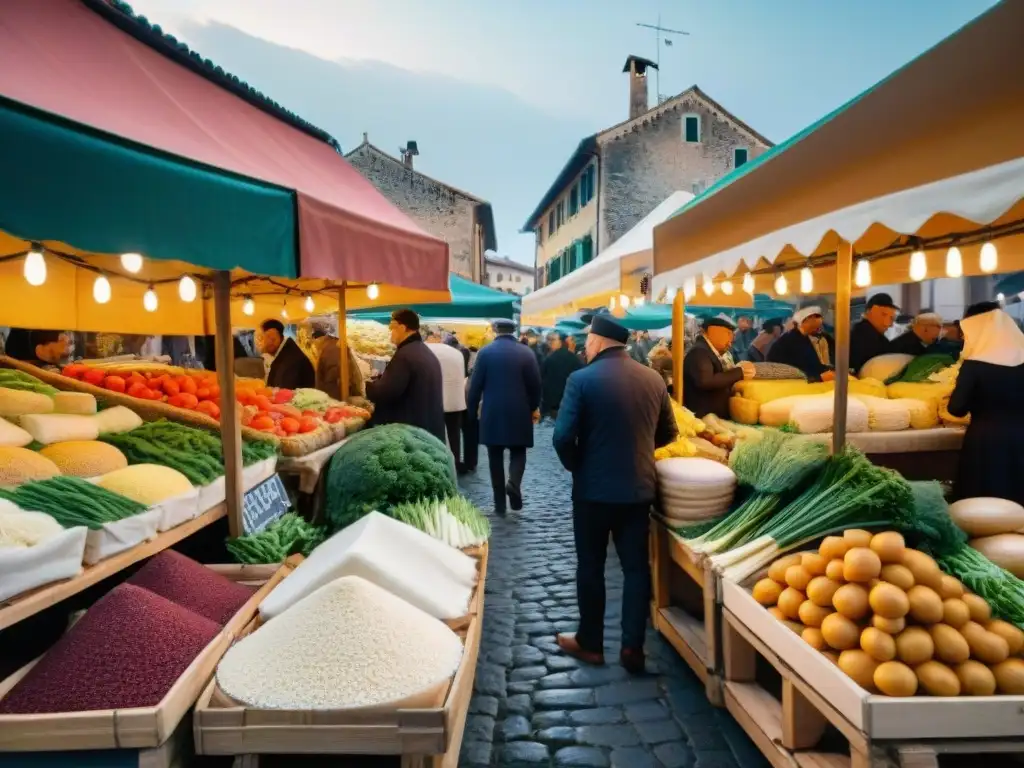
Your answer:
[553,315,678,674]
[467,320,542,515]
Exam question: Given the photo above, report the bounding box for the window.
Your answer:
[569,183,579,216]
[556,200,565,228]
[581,235,594,265]
[691,180,705,196]
[496,273,503,282]
[548,209,556,236]
[515,275,521,283]
[683,113,701,143]
[734,147,749,168]
[586,165,597,205]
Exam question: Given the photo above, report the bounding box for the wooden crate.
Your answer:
[720,574,1024,768]
[650,516,722,705]
[0,558,298,757]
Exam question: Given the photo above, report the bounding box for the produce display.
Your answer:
[657,458,737,523]
[0,446,61,486]
[217,576,464,710]
[226,513,326,565]
[52,391,98,415]
[654,402,737,461]
[0,388,55,417]
[93,405,143,434]
[346,319,394,359]
[323,424,458,532]
[0,417,32,447]
[0,502,65,548]
[0,476,147,529]
[94,464,194,506]
[128,551,256,626]
[19,413,99,445]
[947,498,1024,578]
[0,369,58,396]
[38,441,128,477]
[752,529,1024,696]
[884,353,958,384]
[389,496,491,548]
[259,512,478,622]
[0,583,221,713]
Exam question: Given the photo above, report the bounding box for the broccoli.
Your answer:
[323,424,458,531]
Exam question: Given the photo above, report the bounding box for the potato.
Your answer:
[870,531,906,564]
[938,575,965,600]
[753,578,784,606]
[872,615,906,634]
[992,658,1024,694]
[833,583,870,620]
[768,607,787,622]
[929,623,971,665]
[987,620,1024,655]
[896,626,934,665]
[942,599,971,629]
[785,565,813,592]
[962,593,992,624]
[819,536,849,561]
[955,660,997,696]
[907,585,944,624]
[839,649,879,691]
[874,661,918,697]
[821,613,860,651]
[844,529,874,549]
[844,548,882,583]
[902,549,944,591]
[806,576,842,608]
[769,554,804,584]
[879,564,915,591]
[860,627,897,662]
[825,559,846,582]
[801,553,828,577]
[802,627,827,651]
[960,621,1010,665]
[798,600,833,628]
[777,587,805,620]
[916,660,961,696]
[869,583,910,620]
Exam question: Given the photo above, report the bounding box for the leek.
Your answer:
[939,546,1024,630]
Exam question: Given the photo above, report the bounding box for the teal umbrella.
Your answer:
[347,273,519,321]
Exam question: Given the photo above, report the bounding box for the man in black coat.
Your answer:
[683,317,755,419]
[850,293,899,374]
[541,332,582,420]
[260,319,315,390]
[365,309,446,443]
[890,312,942,357]
[553,315,678,674]
[768,307,835,382]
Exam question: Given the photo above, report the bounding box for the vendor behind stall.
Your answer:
[4,329,71,370]
[890,312,942,356]
[260,319,315,390]
[768,307,835,382]
[933,320,965,358]
[850,293,898,374]
[746,318,785,362]
[947,302,1024,504]
[683,317,754,419]
[312,328,364,400]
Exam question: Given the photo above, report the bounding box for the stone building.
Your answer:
[483,255,534,296]
[346,136,497,281]
[523,56,773,290]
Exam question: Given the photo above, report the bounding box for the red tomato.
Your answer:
[273,388,294,405]
[250,415,275,431]
[168,393,199,409]
[207,385,221,399]
[162,379,181,397]
[299,416,319,433]
[138,387,158,400]
[280,417,300,434]
[324,408,343,424]
[126,381,148,398]
[196,387,211,400]
[269,403,301,418]
[254,395,273,412]
[196,400,221,419]
[127,373,146,389]
[103,375,127,393]
[82,368,106,387]
[62,364,87,380]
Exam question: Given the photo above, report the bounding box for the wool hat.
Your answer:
[866,292,899,310]
[589,315,629,344]
[701,316,736,331]
[492,319,516,334]
[793,306,823,324]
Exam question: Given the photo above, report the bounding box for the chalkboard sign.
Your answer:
[242,474,290,535]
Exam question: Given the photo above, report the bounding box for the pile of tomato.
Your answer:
[61,364,222,419]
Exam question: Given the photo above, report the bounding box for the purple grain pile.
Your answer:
[0,584,220,713]
[128,550,256,626]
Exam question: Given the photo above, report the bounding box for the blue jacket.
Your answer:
[553,347,677,504]
[467,335,542,448]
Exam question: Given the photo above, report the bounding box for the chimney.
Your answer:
[400,140,419,169]
[622,56,657,120]
[362,132,368,144]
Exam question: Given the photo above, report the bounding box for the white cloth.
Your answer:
[427,342,468,413]
[793,306,823,324]
[961,308,1024,367]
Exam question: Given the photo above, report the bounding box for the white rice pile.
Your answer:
[259,511,477,621]
[217,576,464,710]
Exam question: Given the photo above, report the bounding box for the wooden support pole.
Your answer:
[213,271,244,538]
[672,289,685,404]
[781,678,828,750]
[338,283,350,400]
[832,242,853,454]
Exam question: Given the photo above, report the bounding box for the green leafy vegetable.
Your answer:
[0,369,57,396]
[900,480,967,556]
[0,476,147,529]
[390,496,490,547]
[226,513,326,564]
[885,353,956,384]
[939,546,1024,630]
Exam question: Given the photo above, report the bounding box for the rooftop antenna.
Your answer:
[636,15,689,104]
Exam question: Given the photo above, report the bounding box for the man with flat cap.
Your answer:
[467,319,542,515]
[553,315,678,674]
[768,306,836,382]
[850,293,899,375]
[683,316,755,419]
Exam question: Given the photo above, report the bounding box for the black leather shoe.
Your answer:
[506,483,523,511]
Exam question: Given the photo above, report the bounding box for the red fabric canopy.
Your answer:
[0,0,450,290]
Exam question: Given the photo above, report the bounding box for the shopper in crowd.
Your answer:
[730,315,757,361]
[541,331,583,421]
[890,312,943,357]
[426,330,469,472]
[311,327,364,400]
[259,319,315,390]
[746,318,785,362]
[467,319,541,515]
[365,309,445,442]
[683,317,755,419]
[947,302,1024,504]
[4,329,71,370]
[849,293,899,374]
[768,307,836,382]
[627,331,649,365]
[521,328,545,369]
[444,333,471,376]
[933,320,964,358]
[552,315,677,675]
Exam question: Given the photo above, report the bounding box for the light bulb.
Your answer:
[242,296,255,316]
[281,304,289,320]
[774,273,788,296]
[304,293,315,312]
[619,294,630,309]
[721,280,734,296]
[702,276,715,296]
[143,286,158,312]
[683,278,697,301]
[120,252,143,273]
[93,275,112,304]
[980,242,998,273]
[946,246,963,278]
[367,283,380,300]
[634,296,645,307]
[742,272,754,294]
[909,249,927,281]
[609,296,617,310]
[23,248,46,286]
[800,267,813,294]
[997,292,1005,302]
[178,275,197,302]
[854,259,872,288]
[666,287,677,302]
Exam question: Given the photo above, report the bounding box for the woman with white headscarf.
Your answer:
[946,302,1024,503]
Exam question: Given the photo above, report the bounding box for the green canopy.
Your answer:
[348,273,519,322]
[564,295,793,332]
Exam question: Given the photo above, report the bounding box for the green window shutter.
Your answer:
[581,235,593,265]
[548,210,555,234]
[734,147,749,168]
[685,115,700,142]
[570,184,579,216]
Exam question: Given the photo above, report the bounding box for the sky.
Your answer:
[127,0,998,265]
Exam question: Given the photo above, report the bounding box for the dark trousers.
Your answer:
[462,412,479,470]
[444,410,464,467]
[572,500,651,653]
[487,446,526,511]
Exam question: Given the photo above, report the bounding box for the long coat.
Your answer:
[541,347,582,414]
[553,347,677,505]
[314,336,364,400]
[365,335,445,442]
[768,329,832,382]
[683,337,743,419]
[467,335,541,448]
[266,337,316,390]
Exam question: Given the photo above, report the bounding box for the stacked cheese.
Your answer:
[656,458,736,524]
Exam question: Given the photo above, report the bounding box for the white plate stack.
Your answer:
[656,457,736,525]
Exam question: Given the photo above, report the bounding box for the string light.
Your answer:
[120,253,143,273]
[23,246,46,286]
[280,302,289,320]
[683,278,697,301]
[143,285,158,312]
[742,272,754,294]
[178,275,197,303]
[702,276,715,296]
[854,259,872,288]
[980,242,998,273]
[997,292,1005,302]
[946,246,963,278]
[367,283,380,300]
[666,287,677,302]
[774,272,788,296]
[800,266,813,294]
[619,294,630,309]
[242,296,255,316]
[93,275,112,304]
[304,293,315,312]
[909,249,927,282]
[634,296,645,307]
[721,280,734,296]
[609,296,617,310]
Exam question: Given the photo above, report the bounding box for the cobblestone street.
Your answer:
[457,424,768,768]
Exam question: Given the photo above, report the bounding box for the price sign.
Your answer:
[242,474,291,535]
